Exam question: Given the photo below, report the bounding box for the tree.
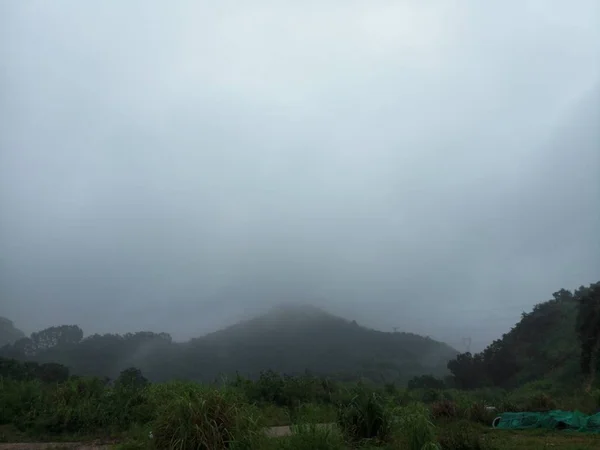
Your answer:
[407,374,446,390]
[575,282,600,391]
[30,325,83,352]
[447,352,487,389]
[115,367,149,390]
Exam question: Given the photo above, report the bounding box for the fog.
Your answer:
[1,1,599,352]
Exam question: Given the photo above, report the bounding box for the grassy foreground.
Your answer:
[2,368,600,449]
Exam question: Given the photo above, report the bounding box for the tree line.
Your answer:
[446,281,600,390]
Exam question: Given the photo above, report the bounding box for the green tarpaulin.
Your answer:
[492,411,600,433]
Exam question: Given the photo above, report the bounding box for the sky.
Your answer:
[1,0,599,351]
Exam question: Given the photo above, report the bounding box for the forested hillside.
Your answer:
[0,304,457,384]
[447,281,600,389]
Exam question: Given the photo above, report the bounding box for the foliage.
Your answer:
[408,375,447,390]
[116,367,149,391]
[150,382,264,450]
[280,423,345,450]
[396,402,439,450]
[576,282,600,390]
[447,282,599,390]
[2,368,600,448]
[336,388,392,443]
[0,305,457,385]
[437,420,487,450]
[431,400,459,420]
[0,357,69,383]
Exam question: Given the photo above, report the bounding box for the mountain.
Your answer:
[0,304,457,384]
[180,303,458,383]
[0,316,25,347]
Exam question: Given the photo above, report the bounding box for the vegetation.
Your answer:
[2,357,600,449]
[2,281,600,449]
[0,304,456,385]
[446,281,600,390]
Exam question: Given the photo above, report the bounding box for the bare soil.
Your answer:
[0,444,113,450]
[0,425,322,448]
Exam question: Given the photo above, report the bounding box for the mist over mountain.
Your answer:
[0,305,457,384]
[0,316,25,347]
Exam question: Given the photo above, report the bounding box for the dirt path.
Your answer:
[0,424,335,449]
[0,444,112,450]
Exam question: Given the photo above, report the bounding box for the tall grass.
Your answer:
[149,382,264,450]
[396,403,439,450]
[336,390,392,443]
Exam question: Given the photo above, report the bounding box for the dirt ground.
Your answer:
[0,444,113,450]
[0,425,312,449]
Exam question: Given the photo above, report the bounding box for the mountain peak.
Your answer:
[264,303,335,319]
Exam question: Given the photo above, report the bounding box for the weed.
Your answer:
[278,423,345,450]
[336,390,392,442]
[467,402,495,425]
[431,400,459,420]
[396,402,439,450]
[525,393,556,412]
[437,420,489,450]
[150,383,264,450]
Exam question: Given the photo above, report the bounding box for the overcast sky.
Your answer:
[1,0,599,351]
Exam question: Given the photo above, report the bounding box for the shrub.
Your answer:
[525,393,556,412]
[431,400,458,420]
[279,423,345,450]
[150,383,264,450]
[336,390,392,442]
[437,420,486,450]
[396,403,439,450]
[467,402,495,425]
[115,367,149,391]
[422,388,443,403]
[0,378,45,429]
[497,398,519,413]
[408,375,446,390]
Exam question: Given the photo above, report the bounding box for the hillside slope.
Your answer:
[447,284,596,389]
[180,304,458,383]
[0,305,457,384]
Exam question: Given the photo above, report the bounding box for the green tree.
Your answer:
[575,282,600,391]
[447,352,487,389]
[115,367,149,390]
[31,325,83,351]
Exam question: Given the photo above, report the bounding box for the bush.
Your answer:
[396,403,439,450]
[150,383,264,450]
[336,390,392,442]
[279,423,345,450]
[431,400,458,420]
[422,388,444,403]
[115,367,149,391]
[437,420,486,450]
[231,371,337,410]
[497,398,519,413]
[524,393,556,412]
[408,375,446,390]
[0,378,45,428]
[467,402,495,425]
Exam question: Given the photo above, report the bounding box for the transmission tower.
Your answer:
[461,337,472,353]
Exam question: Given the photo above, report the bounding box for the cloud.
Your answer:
[1,0,599,350]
